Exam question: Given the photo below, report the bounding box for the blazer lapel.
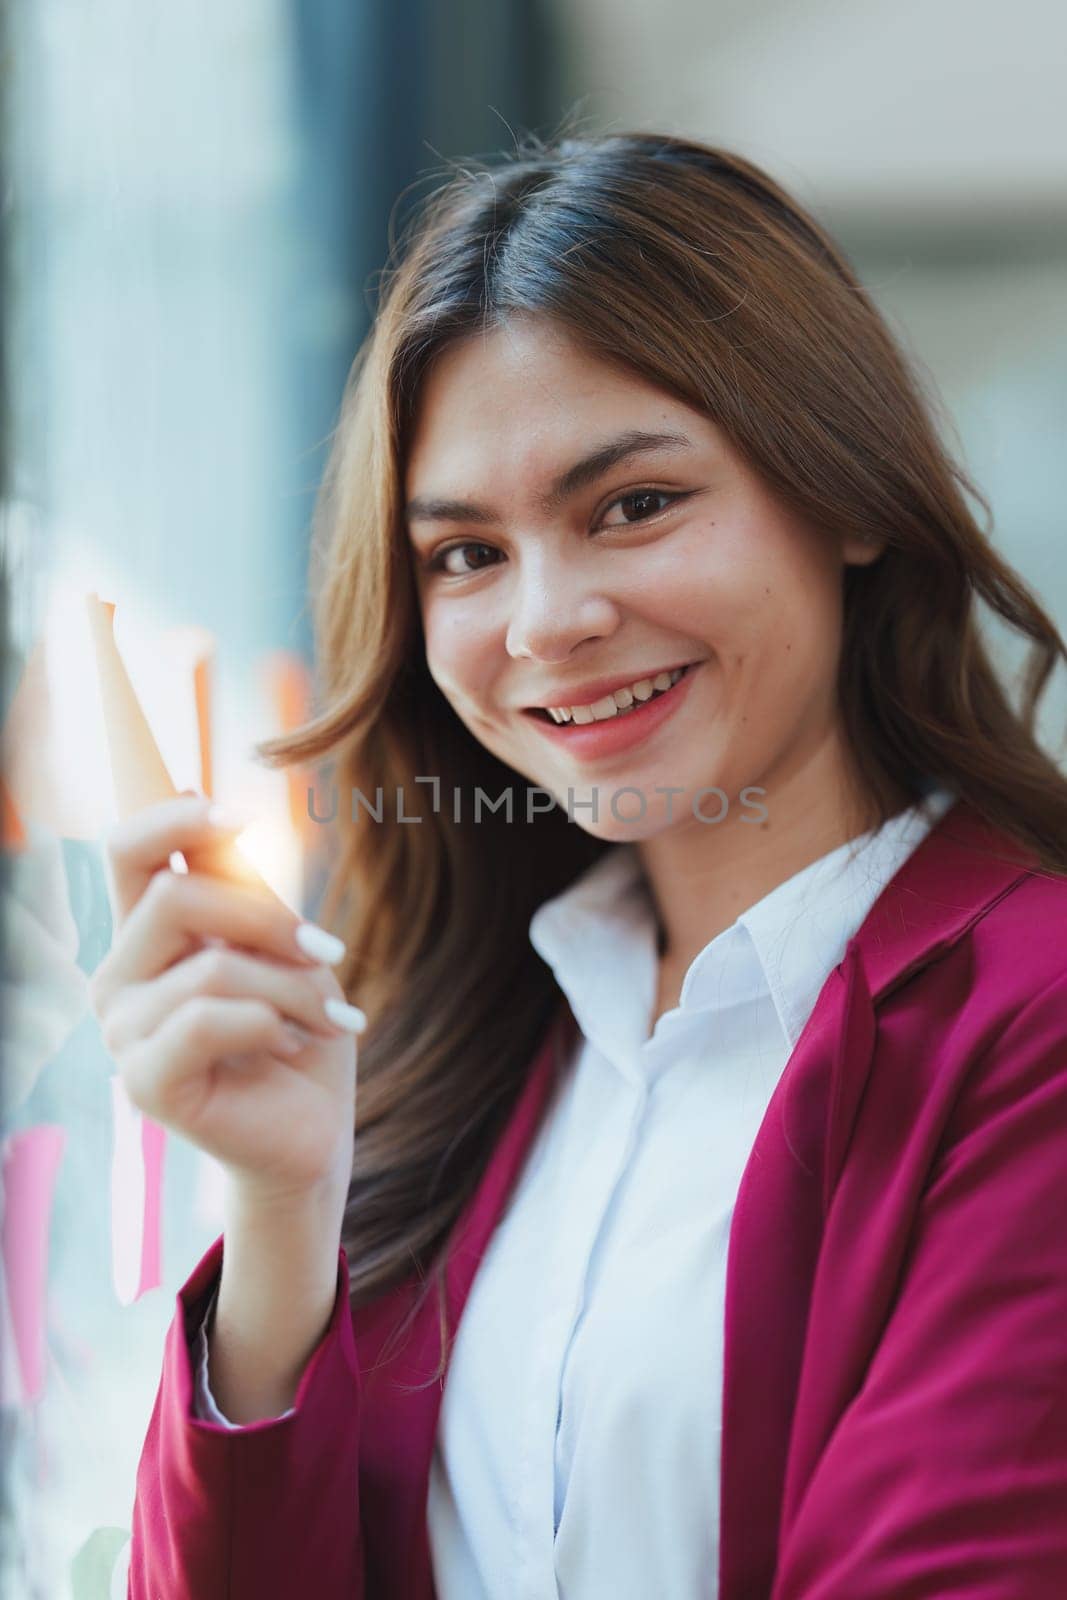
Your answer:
[718,797,1037,1599]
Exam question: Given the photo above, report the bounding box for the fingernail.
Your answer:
[323,998,367,1035]
[206,803,250,832]
[294,921,347,965]
[277,1022,311,1054]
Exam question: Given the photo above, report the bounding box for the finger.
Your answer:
[101,794,256,924]
[92,868,344,1008]
[121,996,300,1118]
[102,946,351,1056]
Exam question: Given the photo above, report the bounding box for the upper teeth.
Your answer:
[545,667,686,724]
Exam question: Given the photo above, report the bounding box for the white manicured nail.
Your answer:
[294,921,347,965]
[323,998,367,1035]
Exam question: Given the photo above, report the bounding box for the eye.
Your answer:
[422,541,501,577]
[597,488,682,528]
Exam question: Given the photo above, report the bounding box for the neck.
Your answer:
[638,738,911,970]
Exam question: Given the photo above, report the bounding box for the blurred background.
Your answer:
[2,0,1065,1593]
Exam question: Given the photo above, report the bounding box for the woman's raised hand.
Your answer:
[89,794,365,1209]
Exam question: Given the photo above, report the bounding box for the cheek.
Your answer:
[744,581,843,698]
[422,605,493,701]
[660,519,778,638]
[687,565,840,687]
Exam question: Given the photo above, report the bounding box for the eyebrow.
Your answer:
[404,429,694,529]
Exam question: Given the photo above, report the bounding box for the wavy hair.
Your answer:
[256,129,1067,1374]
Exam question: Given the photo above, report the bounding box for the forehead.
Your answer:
[404,318,697,492]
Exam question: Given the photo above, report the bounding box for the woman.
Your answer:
[92,131,1067,1597]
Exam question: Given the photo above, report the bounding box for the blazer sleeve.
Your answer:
[192,1288,296,1427]
[772,971,1067,1599]
[127,1233,366,1599]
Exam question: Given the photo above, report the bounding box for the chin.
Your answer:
[552,788,702,844]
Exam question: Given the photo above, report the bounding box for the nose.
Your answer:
[505,553,620,662]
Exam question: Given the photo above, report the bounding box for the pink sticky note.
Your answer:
[110,1079,166,1305]
[137,1112,166,1298]
[1,1126,66,1405]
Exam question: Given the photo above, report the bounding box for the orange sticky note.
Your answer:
[85,595,178,815]
[0,775,26,853]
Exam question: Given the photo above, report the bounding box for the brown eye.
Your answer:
[599,490,681,528]
[428,541,500,576]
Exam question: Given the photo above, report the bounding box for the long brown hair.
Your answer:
[256,130,1067,1366]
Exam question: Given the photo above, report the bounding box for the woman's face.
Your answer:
[404,315,880,842]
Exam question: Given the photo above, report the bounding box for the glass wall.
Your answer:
[0,3,561,1593]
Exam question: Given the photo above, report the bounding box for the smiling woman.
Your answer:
[402,321,888,831]
[128,131,1067,1599]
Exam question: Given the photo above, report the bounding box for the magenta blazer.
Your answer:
[128,798,1067,1597]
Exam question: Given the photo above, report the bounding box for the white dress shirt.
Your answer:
[195,784,957,1599]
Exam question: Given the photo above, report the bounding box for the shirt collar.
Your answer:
[529,843,659,1066]
[732,783,957,1047]
[529,784,958,1063]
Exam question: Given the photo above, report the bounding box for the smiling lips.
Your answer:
[525,662,694,724]
[520,658,700,760]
